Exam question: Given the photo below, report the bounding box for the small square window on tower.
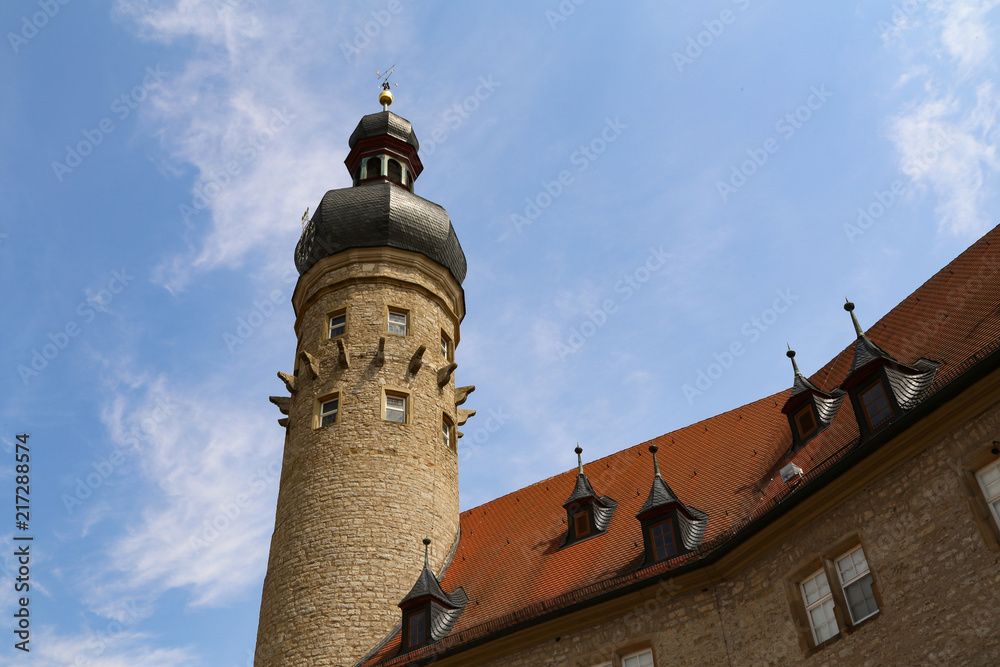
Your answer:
[314,394,339,429]
[442,415,455,449]
[388,309,408,336]
[441,330,452,360]
[385,392,408,424]
[328,310,346,339]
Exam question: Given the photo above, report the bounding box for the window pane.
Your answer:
[623,650,653,667]
[809,598,839,643]
[978,462,1000,499]
[386,396,406,423]
[861,383,893,428]
[388,312,407,335]
[442,421,450,447]
[837,547,869,584]
[366,156,382,178]
[408,611,426,648]
[650,519,676,561]
[801,571,830,606]
[845,573,879,622]
[320,399,338,426]
[329,314,346,337]
[441,336,449,357]
[991,498,1000,521]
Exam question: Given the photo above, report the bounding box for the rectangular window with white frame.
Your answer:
[622,649,654,667]
[836,546,879,624]
[328,310,346,338]
[385,392,407,424]
[977,460,1000,529]
[800,568,838,645]
[388,309,408,336]
[315,394,339,429]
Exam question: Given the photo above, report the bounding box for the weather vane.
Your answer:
[376,65,398,110]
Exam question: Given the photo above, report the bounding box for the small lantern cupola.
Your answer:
[636,445,708,567]
[780,346,846,452]
[397,538,467,653]
[839,300,940,440]
[561,445,617,547]
[344,83,423,191]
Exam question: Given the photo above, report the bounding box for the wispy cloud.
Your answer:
[887,0,1000,236]
[87,374,281,609]
[115,0,358,291]
[31,626,198,667]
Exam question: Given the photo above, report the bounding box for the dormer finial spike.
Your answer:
[786,344,802,377]
[844,298,864,337]
[574,443,584,474]
[422,537,431,567]
[649,444,661,478]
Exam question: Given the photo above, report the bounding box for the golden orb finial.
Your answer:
[379,85,393,110]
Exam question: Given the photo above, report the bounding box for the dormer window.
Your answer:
[636,445,708,567]
[649,517,677,562]
[397,538,468,655]
[406,609,428,649]
[860,379,893,431]
[561,446,617,548]
[794,405,817,439]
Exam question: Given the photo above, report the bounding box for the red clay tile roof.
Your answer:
[358,227,1000,665]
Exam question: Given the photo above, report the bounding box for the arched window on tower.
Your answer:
[365,156,382,180]
[387,158,403,183]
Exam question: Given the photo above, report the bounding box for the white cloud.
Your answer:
[888,0,1000,236]
[89,375,282,608]
[114,0,361,291]
[31,626,199,667]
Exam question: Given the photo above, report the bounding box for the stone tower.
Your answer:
[254,93,471,667]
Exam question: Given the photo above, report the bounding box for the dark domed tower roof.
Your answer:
[295,181,467,283]
[295,107,465,285]
[348,111,419,151]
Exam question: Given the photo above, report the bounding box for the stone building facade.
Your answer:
[255,99,1000,667]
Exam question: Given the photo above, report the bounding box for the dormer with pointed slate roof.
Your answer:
[561,446,617,547]
[636,445,708,566]
[781,347,846,452]
[839,300,940,439]
[397,539,468,654]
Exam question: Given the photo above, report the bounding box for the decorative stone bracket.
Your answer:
[277,371,296,394]
[375,337,386,367]
[437,362,458,388]
[455,385,476,406]
[336,339,350,369]
[408,345,427,375]
[269,396,291,415]
[457,408,476,426]
[298,350,320,379]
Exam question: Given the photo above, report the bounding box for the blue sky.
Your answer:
[1,1,998,664]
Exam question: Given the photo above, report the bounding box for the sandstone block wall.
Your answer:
[256,249,464,667]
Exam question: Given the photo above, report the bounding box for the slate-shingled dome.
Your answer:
[348,110,419,151]
[295,181,467,283]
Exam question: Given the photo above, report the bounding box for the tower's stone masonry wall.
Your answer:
[477,397,1000,667]
[256,250,464,667]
